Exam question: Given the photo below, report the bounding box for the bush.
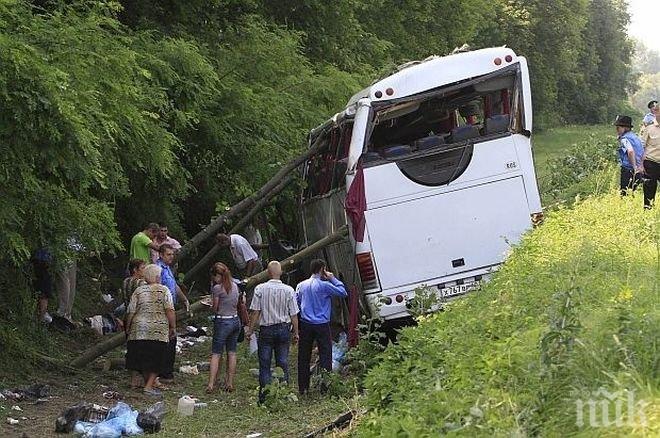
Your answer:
[356,193,659,436]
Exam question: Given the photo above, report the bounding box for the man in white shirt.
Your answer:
[216,233,263,277]
[245,261,299,404]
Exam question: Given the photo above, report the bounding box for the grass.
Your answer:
[355,188,659,436]
[533,124,612,183]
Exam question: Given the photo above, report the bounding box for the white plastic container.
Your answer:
[177,396,195,416]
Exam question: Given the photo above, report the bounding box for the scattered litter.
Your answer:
[177,396,195,416]
[101,293,114,304]
[73,402,142,437]
[196,362,210,372]
[7,417,19,425]
[55,403,108,433]
[0,393,4,400]
[11,405,22,411]
[246,433,263,438]
[34,398,49,404]
[179,365,199,375]
[249,333,258,355]
[137,401,166,434]
[194,402,207,409]
[20,416,27,421]
[102,391,122,400]
[86,314,121,335]
[332,332,348,371]
[1,384,49,402]
[210,399,218,404]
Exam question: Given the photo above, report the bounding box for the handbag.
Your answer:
[236,290,249,343]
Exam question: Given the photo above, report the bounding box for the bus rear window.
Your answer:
[365,73,520,162]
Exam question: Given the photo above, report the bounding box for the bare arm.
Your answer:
[124,313,134,335]
[627,148,639,171]
[246,310,261,338]
[165,308,176,339]
[290,314,299,345]
[176,284,189,310]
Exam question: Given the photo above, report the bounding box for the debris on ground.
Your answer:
[11,405,22,411]
[332,332,348,372]
[246,433,263,438]
[73,402,142,437]
[179,365,199,375]
[177,396,195,416]
[102,391,122,400]
[137,401,166,434]
[183,326,208,338]
[7,417,19,425]
[1,384,50,402]
[55,402,109,433]
[86,314,122,335]
[196,361,210,372]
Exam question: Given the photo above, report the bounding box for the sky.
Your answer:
[627,0,660,52]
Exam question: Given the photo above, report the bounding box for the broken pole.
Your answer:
[182,174,295,283]
[176,138,326,263]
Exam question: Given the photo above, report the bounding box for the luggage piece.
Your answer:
[414,135,446,151]
[382,144,412,159]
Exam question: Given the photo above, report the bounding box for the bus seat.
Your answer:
[450,125,480,142]
[362,151,382,163]
[414,135,446,151]
[484,114,511,134]
[382,145,412,159]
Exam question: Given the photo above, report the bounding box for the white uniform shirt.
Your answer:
[230,234,258,269]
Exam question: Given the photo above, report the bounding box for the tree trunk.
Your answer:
[70,226,348,368]
[176,139,325,263]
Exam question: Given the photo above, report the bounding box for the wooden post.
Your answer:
[70,226,348,368]
[176,139,326,263]
[181,174,295,283]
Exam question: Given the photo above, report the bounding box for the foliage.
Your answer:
[356,192,659,436]
[543,133,617,203]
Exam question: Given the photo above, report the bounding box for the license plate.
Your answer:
[439,283,475,298]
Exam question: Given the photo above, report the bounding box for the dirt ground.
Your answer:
[0,329,356,438]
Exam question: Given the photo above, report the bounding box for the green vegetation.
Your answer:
[357,190,659,436]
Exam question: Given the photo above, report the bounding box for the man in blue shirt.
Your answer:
[156,244,189,382]
[295,259,347,394]
[643,100,657,127]
[614,115,644,196]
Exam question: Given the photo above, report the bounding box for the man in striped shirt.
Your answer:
[246,261,299,403]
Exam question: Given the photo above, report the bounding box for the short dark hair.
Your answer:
[310,259,326,274]
[216,233,230,246]
[159,223,168,229]
[159,243,174,255]
[128,258,145,275]
[146,222,159,232]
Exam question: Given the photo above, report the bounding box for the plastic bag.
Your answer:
[76,402,143,437]
[249,333,258,355]
[137,401,166,434]
[331,332,348,371]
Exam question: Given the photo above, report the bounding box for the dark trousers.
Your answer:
[643,159,660,208]
[297,320,332,394]
[257,323,291,402]
[159,335,176,379]
[620,166,643,196]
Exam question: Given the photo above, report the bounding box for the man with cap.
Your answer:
[640,113,660,208]
[643,100,658,127]
[614,115,644,196]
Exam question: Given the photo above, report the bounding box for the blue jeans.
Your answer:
[212,316,240,354]
[258,323,291,399]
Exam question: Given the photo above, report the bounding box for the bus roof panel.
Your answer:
[346,47,518,107]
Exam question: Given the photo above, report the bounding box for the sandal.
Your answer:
[224,385,234,393]
[205,386,215,394]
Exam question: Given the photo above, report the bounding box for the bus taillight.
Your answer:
[356,252,378,289]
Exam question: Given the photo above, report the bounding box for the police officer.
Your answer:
[614,115,644,196]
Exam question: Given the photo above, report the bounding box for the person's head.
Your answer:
[158,224,169,240]
[310,259,326,275]
[143,264,162,285]
[159,243,175,266]
[648,100,658,114]
[128,259,146,278]
[215,233,230,247]
[267,261,282,280]
[614,115,633,135]
[144,222,159,239]
[210,262,233,293]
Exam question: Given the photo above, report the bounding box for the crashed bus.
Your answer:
[300,47,542,326]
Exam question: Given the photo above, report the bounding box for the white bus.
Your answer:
[300,47,542,325]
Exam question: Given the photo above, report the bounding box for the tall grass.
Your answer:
[356,193,659,436]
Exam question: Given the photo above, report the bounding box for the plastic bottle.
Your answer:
[177,396,195,416]
[194,402,207,409]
